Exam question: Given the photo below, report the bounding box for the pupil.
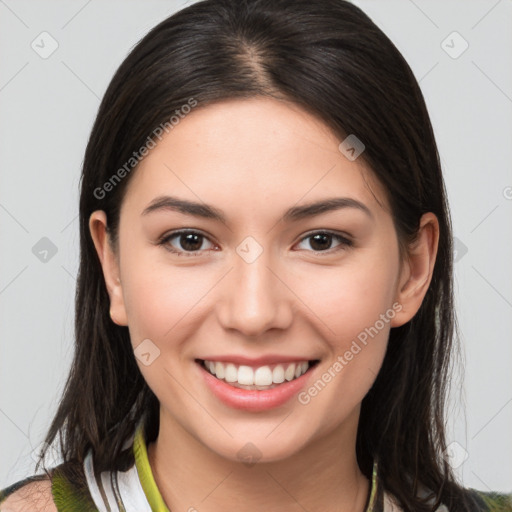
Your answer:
[310,234,331,251]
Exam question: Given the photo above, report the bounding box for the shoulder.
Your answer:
[381,485,512,512]
[0,477,57,512]
[470,488,512,511]
[0,462,98,512]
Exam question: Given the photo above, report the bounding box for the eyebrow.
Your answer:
[141,195,373,222]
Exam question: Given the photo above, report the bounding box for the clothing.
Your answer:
[0,424,510,511]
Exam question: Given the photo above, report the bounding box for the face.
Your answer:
[90,97,437,463]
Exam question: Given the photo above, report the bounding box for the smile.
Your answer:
[201,359,314,390]
[196,358,320,411]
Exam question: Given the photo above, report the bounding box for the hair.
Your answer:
[37,0,484,510]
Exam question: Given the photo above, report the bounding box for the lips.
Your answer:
[196,357,320,411]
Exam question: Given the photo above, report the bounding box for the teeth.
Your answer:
[238,365,254,385]
[272,365,285,384]
[284,364,295,381]
[215,362,225,379]
[203,359,311,388]
[224,363,238,383]
[254,366,272,386]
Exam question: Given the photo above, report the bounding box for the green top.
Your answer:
[0,425,510,511]
[133,424,170,512]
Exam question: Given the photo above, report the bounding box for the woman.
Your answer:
[1,0,510,510]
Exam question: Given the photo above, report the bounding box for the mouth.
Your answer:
[195,358,320,391]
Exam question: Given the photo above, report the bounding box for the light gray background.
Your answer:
[1,0,511,494]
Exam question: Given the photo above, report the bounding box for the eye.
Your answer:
[158,230,216,256]
[157,229,353,257]
[295,231,353,254]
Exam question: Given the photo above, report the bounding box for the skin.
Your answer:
[88,97,439,512]
[1,480,57,512]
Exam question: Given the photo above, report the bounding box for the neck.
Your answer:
[147,406,371,512]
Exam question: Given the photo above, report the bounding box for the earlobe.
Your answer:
[88,210,128,326]
[390,212,440,328]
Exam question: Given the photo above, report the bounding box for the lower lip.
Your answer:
[197,361,316,412]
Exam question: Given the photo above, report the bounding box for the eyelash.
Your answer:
[157,229,354,257]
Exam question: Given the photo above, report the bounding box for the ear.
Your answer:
[390,212,440,328]
[89,210,128,326]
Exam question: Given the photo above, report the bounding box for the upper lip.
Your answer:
[197,355,319,366]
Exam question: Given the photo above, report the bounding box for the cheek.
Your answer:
[291,252,398,411]
[293,251,399,345]
[119,240,211,342]
[297,280,394,434]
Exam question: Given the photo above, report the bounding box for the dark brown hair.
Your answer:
[38,0,484,510]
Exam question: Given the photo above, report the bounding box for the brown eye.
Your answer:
[175,232,204,251]
[296,231,353,253]
[159,230,215,256]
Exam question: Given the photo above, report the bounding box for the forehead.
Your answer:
[121,97,389,218]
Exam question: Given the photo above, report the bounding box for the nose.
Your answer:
[216,249,293,337]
